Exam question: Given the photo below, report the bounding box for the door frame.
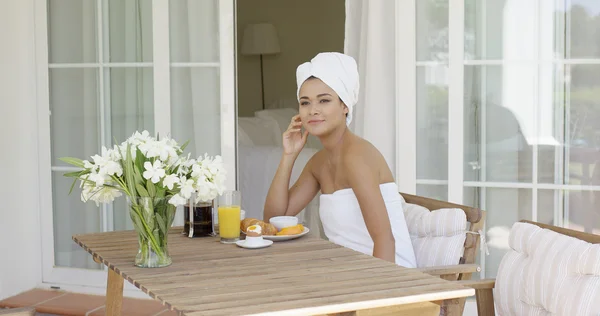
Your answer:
[35,0,236,294]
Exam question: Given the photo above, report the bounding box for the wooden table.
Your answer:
[73,229,474,316]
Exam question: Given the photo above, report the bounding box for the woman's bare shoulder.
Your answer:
[341,137,393,181]
[342,137,382,161]
[306,149,327,170]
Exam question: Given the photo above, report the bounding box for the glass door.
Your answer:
[400,0,600,279]
[38,0,235,291]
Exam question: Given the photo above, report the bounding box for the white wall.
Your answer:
[0,0,43,300]
[236,0,345,117]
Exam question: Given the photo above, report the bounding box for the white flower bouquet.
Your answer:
[61,130,227,267]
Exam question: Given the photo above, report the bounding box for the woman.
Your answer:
[263,52,416,268]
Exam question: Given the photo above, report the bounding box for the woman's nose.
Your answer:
[309,103,320,115]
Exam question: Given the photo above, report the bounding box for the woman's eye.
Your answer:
[300,101,309,106]
[320,99,330,103]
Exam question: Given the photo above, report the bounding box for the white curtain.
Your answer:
[344,0,398,174]
[168,0,220,226]
[169,0,220,159]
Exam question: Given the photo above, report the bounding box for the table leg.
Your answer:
[439,298,461,316]
[323,302,440,316]
[105,268,124,316]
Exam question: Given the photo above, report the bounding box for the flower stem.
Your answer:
[130,201,165,260]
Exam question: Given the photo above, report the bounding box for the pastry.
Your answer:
[240,218,260,232]
[240,218,278,236]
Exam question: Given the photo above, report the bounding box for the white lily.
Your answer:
[162,174,179,190]
[143,160,165,184]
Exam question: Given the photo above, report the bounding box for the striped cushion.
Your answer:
[494,222,600,316]
[403,203,467,268]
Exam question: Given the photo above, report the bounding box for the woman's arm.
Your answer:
[342,147,396,263]
[263,153,320,222]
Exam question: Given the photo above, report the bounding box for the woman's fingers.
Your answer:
[284,127,302,136]
[287,119,302,131]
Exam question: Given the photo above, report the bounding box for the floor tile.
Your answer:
[35,293,105,316]
[0,289,65,308]
[87,297,166,316]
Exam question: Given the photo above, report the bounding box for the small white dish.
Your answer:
[263,227,310,241]
[269,216,299,231]
[235,239,273,249]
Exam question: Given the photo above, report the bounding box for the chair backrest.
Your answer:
[520,220,600,243]
[494,221,600,316]
[400,192,486,276]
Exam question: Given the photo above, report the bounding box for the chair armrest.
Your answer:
[417,264,481,276]
[457,278,496,290]
[457,279,497,316]
[0,307,36,316]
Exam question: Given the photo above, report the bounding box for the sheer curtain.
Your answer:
[169,0,220,160]
[49,0,153,269]
[344,0,398,174]
[169,0,221,226]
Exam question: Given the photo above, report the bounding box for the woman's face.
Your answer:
[298,78,348,137]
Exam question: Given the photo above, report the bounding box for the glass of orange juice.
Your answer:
[217,190,241,244]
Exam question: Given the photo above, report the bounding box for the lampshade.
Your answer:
[241,23,281,55]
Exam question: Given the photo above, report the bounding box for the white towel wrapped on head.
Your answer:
[296,52,360,126]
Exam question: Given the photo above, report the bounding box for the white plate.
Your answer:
[263,227,310,241]
[235,239,273,249]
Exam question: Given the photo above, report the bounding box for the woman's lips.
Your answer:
[307,119,324,124]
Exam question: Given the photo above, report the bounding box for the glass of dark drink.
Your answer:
[183,194,216,238]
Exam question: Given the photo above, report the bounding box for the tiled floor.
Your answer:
[0,288,176,316]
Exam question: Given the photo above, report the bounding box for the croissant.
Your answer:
[240,218,278,236]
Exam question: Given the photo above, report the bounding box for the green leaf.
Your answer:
[167,206,176,228]
[134,168,144,185]
[59,157,85,168]
[180,139,190,152]
[67,178,78,195]
[135,147,145,173]
[125,143,137,198]
[135,184,149,197]
[155,188,166,198]
[129,208,149,239]
[146,179,156,197]
[155,212,167,236]
[153,229,162,247]
[63,170,89,178]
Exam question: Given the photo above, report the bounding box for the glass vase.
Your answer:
[127,196,176,268]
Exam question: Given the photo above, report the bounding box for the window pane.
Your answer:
[538,65,600,185]
[565,190,600,234]
[565,2,600,59]
[417,0,449,61]
[52,171,102,269]
[108,67,154,143]
[107,67,154,231]
[463,187,532,278]
[169,0,220,63]
[170,67,221,158]
[416,185,448,201]
[566,65,600,185]
[417,66,448,180]
[465,0,560,60]
[537,189,560,226]
[464,65,535,182]
[49,68,99,166]
[48,0,97,63]
[108,0,153,62]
